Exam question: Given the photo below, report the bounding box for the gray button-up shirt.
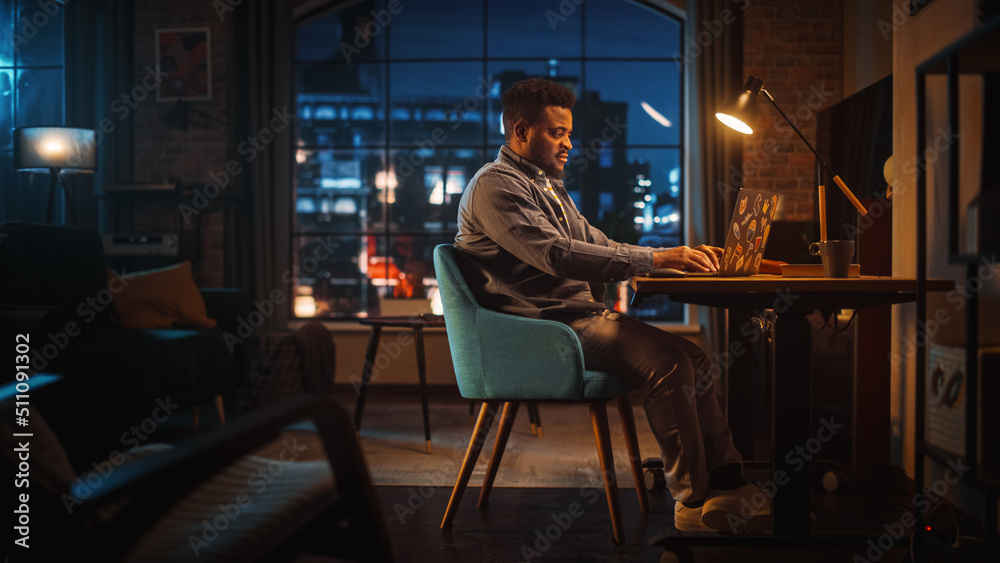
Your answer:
[455,146,655,320]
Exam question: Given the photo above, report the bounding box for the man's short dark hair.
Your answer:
[501,78,576,141]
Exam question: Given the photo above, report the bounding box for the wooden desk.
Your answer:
[630,275,954,539]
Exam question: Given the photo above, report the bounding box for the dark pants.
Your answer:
[565,309,743,503]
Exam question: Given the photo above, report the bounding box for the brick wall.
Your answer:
[132,1,232,286]
[124,1,845,282]
[742,0,843,220]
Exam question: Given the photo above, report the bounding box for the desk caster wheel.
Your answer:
[642,458,666,492]
[644,467,666,492]
[660,547,693,563]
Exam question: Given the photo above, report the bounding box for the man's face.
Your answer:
[525,106,573,179]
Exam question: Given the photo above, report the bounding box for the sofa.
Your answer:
[0,221,252,435]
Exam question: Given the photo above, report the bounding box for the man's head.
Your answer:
[501,78,576,179]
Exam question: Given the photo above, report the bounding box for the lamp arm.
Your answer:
[761,89,868,216]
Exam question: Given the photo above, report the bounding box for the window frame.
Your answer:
[0,0,67,224]
[291,0,692,325]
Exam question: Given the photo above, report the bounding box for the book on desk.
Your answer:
[780,263,861,277]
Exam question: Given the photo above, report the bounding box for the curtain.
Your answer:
[685,0,745,404]
[64,0,134,228]
[233,1,295,328]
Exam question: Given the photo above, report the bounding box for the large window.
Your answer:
[0,0,66,223]
[293,0,684,320]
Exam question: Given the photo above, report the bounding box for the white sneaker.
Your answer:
[701,484,773,534]
[673,501,714,532]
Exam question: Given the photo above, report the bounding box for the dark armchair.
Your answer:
[0,221,253,433]
[1,373,392,562]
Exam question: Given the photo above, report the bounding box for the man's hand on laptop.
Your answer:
[652,245,722,273]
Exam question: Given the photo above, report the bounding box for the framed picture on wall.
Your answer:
[156,27,211,101]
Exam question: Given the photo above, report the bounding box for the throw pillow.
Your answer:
[110,261,217,329]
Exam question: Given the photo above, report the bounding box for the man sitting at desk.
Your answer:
[454,77,770,533]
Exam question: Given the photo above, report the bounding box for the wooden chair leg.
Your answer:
[528,402,543,438]
[441,400,502,531]
[478,401,519,509]
[615,395,648,513]
[215,394,226,424]
[590,401,625,545]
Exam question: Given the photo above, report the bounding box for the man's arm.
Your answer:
[468,170,653,282]
[574,207,721,273]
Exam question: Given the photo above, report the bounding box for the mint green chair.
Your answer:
[434,244,648,545]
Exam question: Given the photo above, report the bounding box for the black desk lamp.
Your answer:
[716,76,868,240]
[14,127,97,224]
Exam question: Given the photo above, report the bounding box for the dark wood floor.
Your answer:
[164,390,917,562]
[357,483,913,563]
[282,391,916,563]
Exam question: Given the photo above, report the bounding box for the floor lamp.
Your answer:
[13,127,97,224]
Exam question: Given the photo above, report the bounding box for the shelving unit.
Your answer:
[97,186,189,272]
[914,12,1000,561]
[97,184,240,275]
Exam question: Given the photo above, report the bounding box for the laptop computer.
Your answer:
[650,187,779,277]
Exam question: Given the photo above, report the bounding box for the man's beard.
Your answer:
[528,143,565,180]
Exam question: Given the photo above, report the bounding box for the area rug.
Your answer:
[256,399,662,489]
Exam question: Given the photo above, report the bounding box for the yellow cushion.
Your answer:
[110,261,217,329]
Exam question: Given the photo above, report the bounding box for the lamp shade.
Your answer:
[13,127,97,173]
[715,76,764,135]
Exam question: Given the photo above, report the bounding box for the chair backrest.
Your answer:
[0,221,110,324]
[433,244,589,401]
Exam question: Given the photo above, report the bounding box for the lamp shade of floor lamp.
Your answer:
[13,126,97,224]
